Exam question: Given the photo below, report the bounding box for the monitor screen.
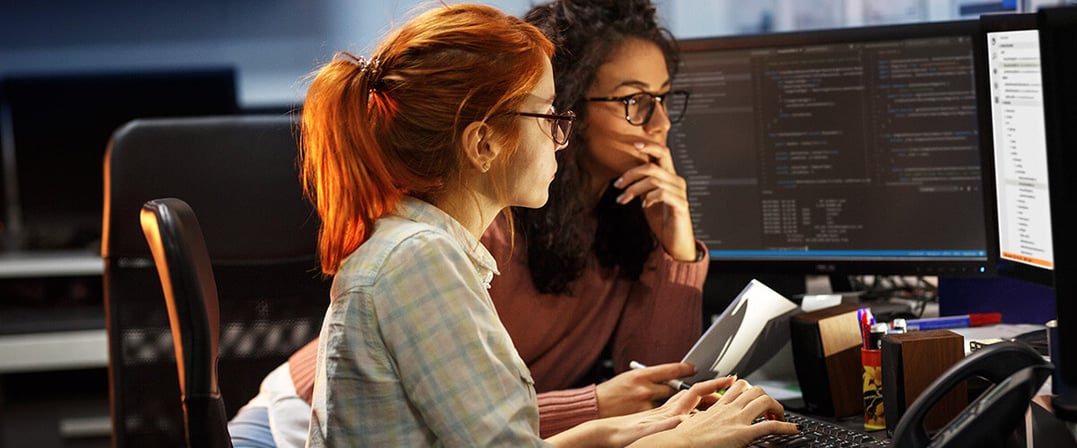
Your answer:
[669,20,993,277]
[0,67,238,253]
[980,13,1054,287]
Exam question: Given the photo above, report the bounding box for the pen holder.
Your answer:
[861,348,885,430]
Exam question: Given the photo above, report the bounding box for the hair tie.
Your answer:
[337,52,385,91]
[359,57,383,88]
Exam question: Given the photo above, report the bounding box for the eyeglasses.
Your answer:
[512,110,576,148]
[585,90,689,126]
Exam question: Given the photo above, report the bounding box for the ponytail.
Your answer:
[300,4,554,275]
[301,55,395,274]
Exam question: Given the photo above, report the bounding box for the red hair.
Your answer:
[300,4,554,275]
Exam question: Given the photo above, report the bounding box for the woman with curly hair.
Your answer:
[505,0,705,404]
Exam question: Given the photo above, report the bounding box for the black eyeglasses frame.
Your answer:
[585,90,689,126]
[511,110,576,147]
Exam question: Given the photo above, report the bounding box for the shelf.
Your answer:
[0,329,107,373]
[0,251,104,278]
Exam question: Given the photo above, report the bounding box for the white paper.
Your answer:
[681,279,799,383]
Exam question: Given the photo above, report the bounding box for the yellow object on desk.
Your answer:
[861,348,885,430]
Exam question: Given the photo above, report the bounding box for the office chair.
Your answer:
[140,198,232,448]
[103,115,331,447]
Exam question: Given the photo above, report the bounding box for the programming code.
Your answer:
[672,34,987,261]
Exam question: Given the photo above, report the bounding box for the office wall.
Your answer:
[1,0,323,109]
[0,0,528,109]
[0,0,1037,109]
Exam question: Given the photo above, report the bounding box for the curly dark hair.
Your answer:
[516,0,681,295]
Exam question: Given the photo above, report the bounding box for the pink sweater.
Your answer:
[292,215,708,437]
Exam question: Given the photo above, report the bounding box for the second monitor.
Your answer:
[670,20,993,277]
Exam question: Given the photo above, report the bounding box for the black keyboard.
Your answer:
[749,411,890,447]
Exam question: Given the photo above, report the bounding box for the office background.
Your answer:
[1,0,1073,447]
[2,0,1053,109]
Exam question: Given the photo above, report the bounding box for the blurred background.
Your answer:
[4,0,1072,110]
[0,0,1073,447]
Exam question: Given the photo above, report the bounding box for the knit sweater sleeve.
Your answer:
[536,385,598,438]
[289,338,319,405]
[609,241,709,373]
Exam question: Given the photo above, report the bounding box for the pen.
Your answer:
[905,313,1001,331]
[858,307,875,349]
[629,360,693,391]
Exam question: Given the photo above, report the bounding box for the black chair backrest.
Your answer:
[103,115,330,447]
[141,198,232,448]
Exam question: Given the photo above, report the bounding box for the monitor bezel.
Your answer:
[1040,5,1077,394]
[975,12,1054,287]
[674,20,997,277]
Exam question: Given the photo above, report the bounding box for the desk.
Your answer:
[748,323,1071,445]
[746,342,891,440]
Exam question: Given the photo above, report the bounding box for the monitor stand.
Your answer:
[1046,392,1077,445]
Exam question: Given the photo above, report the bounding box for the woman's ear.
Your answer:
[462,121,500,173]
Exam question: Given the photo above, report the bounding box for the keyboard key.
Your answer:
[749,411,890,447]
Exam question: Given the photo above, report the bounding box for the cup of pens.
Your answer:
[858,308,886,430]
[861,347,885,430]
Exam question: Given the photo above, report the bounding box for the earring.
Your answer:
[482,161,490,172]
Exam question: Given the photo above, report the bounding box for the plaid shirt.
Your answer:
[307,197,549,447]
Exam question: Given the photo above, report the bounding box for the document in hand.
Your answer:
[681,279,800,384]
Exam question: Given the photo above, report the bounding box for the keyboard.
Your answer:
[749,411,890,447]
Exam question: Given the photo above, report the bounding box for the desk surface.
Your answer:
[748,323,1054,442]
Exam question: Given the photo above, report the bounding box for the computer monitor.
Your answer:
[979,13,1054,287]
[1039,5,1077,417]
[669,20,994,277]
[0,67,238,253]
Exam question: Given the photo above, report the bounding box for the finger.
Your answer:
[647,383,677,402]
[612,164,659,195]
[710,375,737,391]
[745,420,800,440]
[654,389,703,415]
[632,141,674,172]
[717,379,752,404]
[660,377,733,412]
[615,161,682,191]
[617,173,686,206]
[685,377,730,396]
[743,393,787,422]
[694,376,736,408]
[730,384,768,409]
[641,187,690,211]
[636,362,697,383]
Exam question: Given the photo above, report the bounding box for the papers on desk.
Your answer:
[955,323,1051,396]
[951,323,1046,355]
[681,279,800,384]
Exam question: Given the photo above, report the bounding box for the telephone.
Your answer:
[891,341,1053,448]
